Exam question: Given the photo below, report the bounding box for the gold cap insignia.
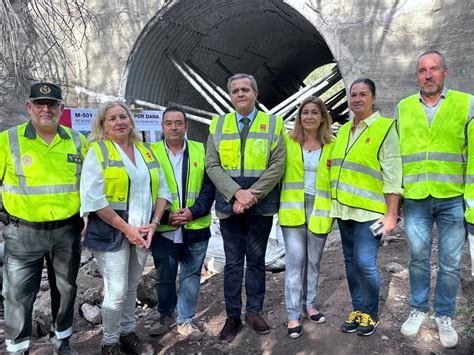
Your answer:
[39,85,51,94]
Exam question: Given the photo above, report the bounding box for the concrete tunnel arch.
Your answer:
[123,0,346,141]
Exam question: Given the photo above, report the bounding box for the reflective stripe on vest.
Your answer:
[330,117,394,214]
[466,198,474,209]
[153,140,211,232]
[1,123,84,221]
[278,135,305,226]
[403,173,464,184]
[4,127,82,195]
[308,141,334,234]
[402,152,466,164]
[92,140,159,211]
[399,90,470,199]
[330,180,386,204]
[210,111,282,177]
[279,181,305,210]
[330,158,383,181]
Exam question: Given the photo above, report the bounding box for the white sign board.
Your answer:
[64,108,163,142]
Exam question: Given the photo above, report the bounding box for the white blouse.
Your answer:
[303,148,322,196]
[80,142,171,227]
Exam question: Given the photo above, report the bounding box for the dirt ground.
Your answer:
[3,223,474,354]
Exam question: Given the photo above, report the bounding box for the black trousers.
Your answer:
[2,221,82,352]
[220,214,273,318]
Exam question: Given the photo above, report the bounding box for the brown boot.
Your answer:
[119,332,154,354]
[245,312,270,334]
[218,317,242,342]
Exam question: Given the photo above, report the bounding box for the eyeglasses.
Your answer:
[32,101,60,110]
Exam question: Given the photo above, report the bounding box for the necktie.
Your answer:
[240,117,250,149]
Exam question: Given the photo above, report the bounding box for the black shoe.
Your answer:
[219,317,242,342]
[308,312,326,324]
[356,313,379,336]
[101,343,121,355]
[287,324,303,339]
[245,312,270,335]
[51,336,77,355]
[340,310,362,333]
[120,332,154,354]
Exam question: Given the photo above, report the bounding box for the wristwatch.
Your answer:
[152,216,161,226]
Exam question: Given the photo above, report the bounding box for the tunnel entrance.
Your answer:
[124,0,347,140]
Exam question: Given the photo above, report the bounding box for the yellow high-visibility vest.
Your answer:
[90,140,160,210]
[399,90,470,199]
[278,135,334,234]
[0,122,86,221]
[463,103,474,223]
[209,111,284,177]
[330,117,395,214]
[152,140,211,231]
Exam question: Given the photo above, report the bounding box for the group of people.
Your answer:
[0,49,471,354]
[279,75,403,341]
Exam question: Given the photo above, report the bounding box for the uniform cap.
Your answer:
[29,82,62,101]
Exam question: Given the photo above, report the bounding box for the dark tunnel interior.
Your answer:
[124,0,346,140]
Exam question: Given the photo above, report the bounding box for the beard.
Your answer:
[420,82,442,97]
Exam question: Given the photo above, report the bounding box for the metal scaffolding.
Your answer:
[133,55,348,128]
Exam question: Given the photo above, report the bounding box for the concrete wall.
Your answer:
[292,0,474,115]
[0,0,165,129]
[1,0,472,133]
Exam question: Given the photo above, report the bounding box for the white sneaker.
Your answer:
[435,315,458,349]
[400,309,427,336]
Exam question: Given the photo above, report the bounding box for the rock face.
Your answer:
[386,261,405,274]
[32,289,53,338]
[81,304,102,325]
[136,268,158,307]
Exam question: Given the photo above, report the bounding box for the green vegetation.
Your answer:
[458,305,474,338]
[304,63,345,102]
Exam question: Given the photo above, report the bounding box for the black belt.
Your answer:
[6,213,82,230]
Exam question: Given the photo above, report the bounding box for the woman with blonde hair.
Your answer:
[278,96,334,338]
[80,101,170,354]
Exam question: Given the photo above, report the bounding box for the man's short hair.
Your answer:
[163,106,187,123]
[227,73,258,93]
[416,50,448,71]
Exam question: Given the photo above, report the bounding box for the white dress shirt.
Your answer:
[161,140,187,243]
[80,141,171,227]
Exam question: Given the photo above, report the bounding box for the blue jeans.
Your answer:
[404,196,466,317]
[93,239,149,345]
[338,219,381,319]
[151,236,209,324]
